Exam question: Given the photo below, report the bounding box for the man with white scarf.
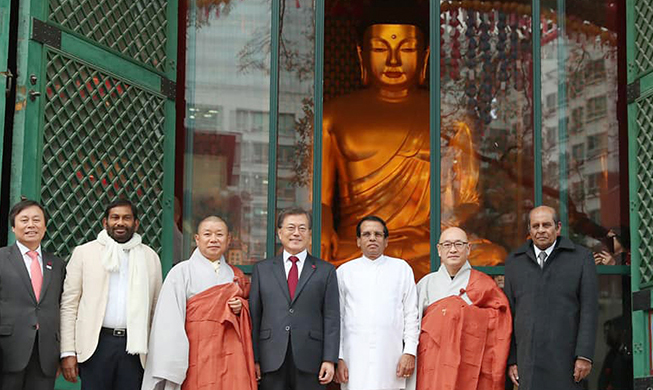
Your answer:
[407,227,511,390]
[335,215,419,390]
[60,199,162,389]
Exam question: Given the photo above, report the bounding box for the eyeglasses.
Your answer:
[438,241,468,251]
[284,225,309,234]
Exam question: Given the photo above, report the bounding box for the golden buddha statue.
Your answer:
[321,21,506,279]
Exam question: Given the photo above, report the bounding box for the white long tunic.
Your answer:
[337,255,419,390]
[141,249,235,390]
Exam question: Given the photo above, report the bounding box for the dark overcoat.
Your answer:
[504,237,598,390]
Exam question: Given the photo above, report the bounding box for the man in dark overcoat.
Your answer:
[504,205,598,390]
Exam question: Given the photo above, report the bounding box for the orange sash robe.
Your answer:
[182,267,256,390]
[416,270,511,390]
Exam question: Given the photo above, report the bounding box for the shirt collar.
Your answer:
[362,254,385,264]
[283,249,307,263]
[16,241,42,258]
[533,239,557,259]
[437,260,472,281]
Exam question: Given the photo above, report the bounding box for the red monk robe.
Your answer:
[182,267,256,390]
[416,270,511,390]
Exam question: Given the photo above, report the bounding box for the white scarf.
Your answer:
[97,229,150,355]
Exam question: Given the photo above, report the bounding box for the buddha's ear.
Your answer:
[420,46,430,86]
[356,44,369,86]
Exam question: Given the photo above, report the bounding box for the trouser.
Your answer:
[259,339,325,390]
[1,334,55,390]
[78,329,143,390]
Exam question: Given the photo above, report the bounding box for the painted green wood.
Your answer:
[311,0,325,256]
[10,22,46,208]
[429,0,441,272]
[556,0,568,236]
[266,0,281,258]
[164,0,178,81]
[629,96,647,375]
[47,8,170,77]
[0,0,10,198]
[182,1,198,259]
[626,0,635,84]
[532,0,542,206]
[161,99,176,277]
[641,70,653,93]
[60,33,165,95]
[628,59,650,379]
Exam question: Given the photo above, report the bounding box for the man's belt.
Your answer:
[101,327,127,337]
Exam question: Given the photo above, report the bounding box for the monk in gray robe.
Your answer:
[141,216,256,390]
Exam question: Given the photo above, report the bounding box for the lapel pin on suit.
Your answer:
[46,261,52,270]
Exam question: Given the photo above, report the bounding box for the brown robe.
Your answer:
[416,270,512,390]
[182,267,256,390]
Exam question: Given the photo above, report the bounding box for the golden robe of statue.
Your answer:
[321,24,505,278]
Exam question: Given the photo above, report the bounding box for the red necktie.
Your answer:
[27,251,43,301]
[288,256,299,299]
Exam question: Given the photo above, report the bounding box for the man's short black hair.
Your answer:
[356,215,389,238]
[277,207,312,229]
[9,199,47,227]
[104,199,138,221]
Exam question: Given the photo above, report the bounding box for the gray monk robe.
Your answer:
[141,249,252,390]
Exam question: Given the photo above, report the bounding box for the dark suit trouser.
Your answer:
[78,331,143,390]
[260,338,325,390]
[1,334,55,390]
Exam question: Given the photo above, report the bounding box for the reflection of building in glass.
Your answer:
[185,0,314,262]
[540,33,619,249]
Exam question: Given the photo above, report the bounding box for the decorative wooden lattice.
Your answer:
[635,0,653,77]
[48,0,169,72]
[636,94,653,284]
[40,49,166,257]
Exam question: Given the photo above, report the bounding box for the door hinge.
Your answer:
[628,79,641,104]
[31,18,61,49]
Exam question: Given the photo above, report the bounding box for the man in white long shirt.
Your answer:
[335,216,419,390]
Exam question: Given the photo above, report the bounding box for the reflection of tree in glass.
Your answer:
[238,0,316,187]
[193,0,236,28]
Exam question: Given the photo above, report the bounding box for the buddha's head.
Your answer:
[356,2,430,92]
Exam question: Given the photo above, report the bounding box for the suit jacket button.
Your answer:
[289,309,294,314]
[285,326,290,331]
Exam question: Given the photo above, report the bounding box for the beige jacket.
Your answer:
[60,239,163,366]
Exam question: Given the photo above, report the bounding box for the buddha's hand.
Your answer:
[320,226,339,261]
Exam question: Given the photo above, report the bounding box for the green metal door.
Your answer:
[9,0,177,266]
[628,0,653,385]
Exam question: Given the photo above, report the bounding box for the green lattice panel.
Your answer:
[48,0,168,73]
[635,0,653,77]
[40,49,166,258]
[636,94,653,284]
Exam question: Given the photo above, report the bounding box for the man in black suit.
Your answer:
[250,207,339,390]
[504,205,598,390]
[0,199,66,390]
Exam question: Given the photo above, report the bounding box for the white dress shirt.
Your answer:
[533,240,556,265]
[283,250,307,279]
[102,249,129,329]
[16,241,43,279]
